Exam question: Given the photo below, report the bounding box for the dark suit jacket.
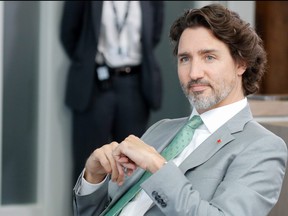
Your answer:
[73,104,287,215]
[60,1,164,112]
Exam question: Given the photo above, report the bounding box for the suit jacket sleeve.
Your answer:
[73,171,111,216]
[152,1,165,48]
[60,1,85,59]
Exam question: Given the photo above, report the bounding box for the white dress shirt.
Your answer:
[96,1,142,67]
[78,98,248,216]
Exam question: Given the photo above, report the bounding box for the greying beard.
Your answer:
[186,93,219,110]
[181,80,231,111]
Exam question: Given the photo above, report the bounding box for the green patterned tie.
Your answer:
[104,115,203,216]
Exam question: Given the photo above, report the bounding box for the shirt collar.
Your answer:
[190,98,248,134]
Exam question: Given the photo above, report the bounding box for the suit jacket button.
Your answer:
[161,202,167,207]
[152,191,158,197]
[155,194,161,201]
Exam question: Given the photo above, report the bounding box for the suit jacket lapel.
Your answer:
[179,125,234,173]
[144,118,188,153]
[180,104,253,173]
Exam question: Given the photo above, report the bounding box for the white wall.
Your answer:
[38,1,72,216]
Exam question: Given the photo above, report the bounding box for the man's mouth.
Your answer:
[190,84,208,92]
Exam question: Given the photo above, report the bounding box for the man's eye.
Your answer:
[179,56,189,63]
[206,55,215,61]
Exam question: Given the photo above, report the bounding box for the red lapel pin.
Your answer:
[217,139,222,144]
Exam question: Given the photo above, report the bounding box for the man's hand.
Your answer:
[113,135,166,174]
[84,142,122,184]
[84,141,137,186]
[84,135,166,186]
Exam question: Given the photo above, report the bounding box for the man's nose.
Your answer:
[189,60,204,80]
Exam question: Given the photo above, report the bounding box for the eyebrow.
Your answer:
[198,49,219,55]
[177,49,219,57]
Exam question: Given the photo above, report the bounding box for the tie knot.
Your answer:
[187,115,203,129]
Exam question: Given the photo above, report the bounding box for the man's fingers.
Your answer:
[121,162,137,171]
[116,162,125,185]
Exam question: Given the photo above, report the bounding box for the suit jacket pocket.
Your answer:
[186,168,225,200]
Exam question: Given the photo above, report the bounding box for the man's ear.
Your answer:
[237,61,247,76]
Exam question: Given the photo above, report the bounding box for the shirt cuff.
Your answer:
[77,170,109,196]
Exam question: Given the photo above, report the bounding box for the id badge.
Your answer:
[96,66,110,81]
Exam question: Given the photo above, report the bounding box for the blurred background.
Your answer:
[0,1,287,216]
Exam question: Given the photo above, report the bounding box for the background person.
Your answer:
[60,1,165,183]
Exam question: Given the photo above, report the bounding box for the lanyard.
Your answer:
[111,1,131,40]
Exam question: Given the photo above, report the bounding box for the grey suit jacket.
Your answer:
[73,105,287,216]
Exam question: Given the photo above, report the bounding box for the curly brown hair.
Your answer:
[169,3,267,96]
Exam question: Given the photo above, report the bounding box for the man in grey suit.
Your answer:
[73,3,287,216]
